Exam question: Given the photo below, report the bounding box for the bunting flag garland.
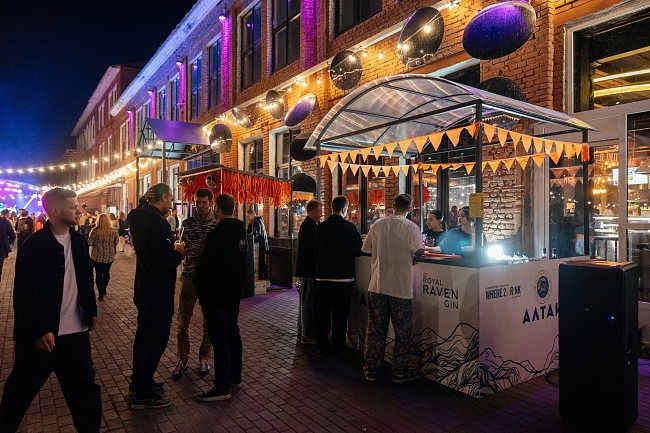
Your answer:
[327,159,338,172]
[340,162,349,174]
[497,128,509,147]
[350,164,360,175]
[430,133,443,150]
[532,154,546,167]
[414,136,428,153]
[509,131,522,146]
[361,165,372,176]
[516,156,529,170]
[533,137,544,153]
[483,123,496,142]
[521,135,533,152]
[385,142,398,158]
[400,165,410,175]
[464,162,475,174]
[446,128,462,146]
[360,147,373,161]
[318,155,329,166]
[503,158,515,171]
[556,142,564,156]
[487,160,501,172]
[549,150,561,165]
[371,145,384,158]
[371,165,383,176]
[398,141,410,156]
[451,163,463,170]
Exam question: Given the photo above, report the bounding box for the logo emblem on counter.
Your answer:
[534,270,551,304]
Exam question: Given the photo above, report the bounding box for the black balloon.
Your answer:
[397,7,445,68]
[329,50,362,90]
[290,172,317,194]
[266,90,285,120]
[206,173,216,188]
[289,132,316,161]
[232,108,252,128]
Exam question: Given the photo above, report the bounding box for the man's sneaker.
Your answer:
[172,361,189,379]
[392,371,420,383]
[194,387,231,402]
[129,381,164,395]
[132,394,171,410]
[229,380,243,388]
[364,369,377,382]
[300,337,317,345]
[199,359,211,376]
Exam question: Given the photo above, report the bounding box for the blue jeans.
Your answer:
[203,303,242,394]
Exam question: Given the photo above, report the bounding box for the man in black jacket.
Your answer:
[246,209,269,280]
[295,199,322,345]
[314,196,363,355]
[194,194,247,402]
[128,184,183,409]
[0,188,101,433]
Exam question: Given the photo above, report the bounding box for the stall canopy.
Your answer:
[138,118,210,160]
[305,74,595,153]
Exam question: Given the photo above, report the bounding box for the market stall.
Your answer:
[304,74,595,397]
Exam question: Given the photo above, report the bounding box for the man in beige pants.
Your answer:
[172,188,219,378]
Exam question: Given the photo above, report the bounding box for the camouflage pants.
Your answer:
[363,292,412,376]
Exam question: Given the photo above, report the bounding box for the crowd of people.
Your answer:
[0,183,484,432]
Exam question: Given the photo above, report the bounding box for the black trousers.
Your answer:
[92,260,112,295]
[315,281,353,353]
[258,249,268,280]
[131,309,172,398]
[203,302,243,394]
[0,331,101,433]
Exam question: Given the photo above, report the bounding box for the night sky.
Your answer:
[0,0,198,186]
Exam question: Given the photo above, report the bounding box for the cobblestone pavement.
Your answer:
[1,248,650,433]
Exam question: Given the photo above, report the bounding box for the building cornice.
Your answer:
[71,66,120,136]
[110,0,220,117]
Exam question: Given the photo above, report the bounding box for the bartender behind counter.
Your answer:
[422,210,446,247]
[438,205,486,255]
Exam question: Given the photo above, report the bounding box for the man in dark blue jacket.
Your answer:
[314,196,363,355]
[0,208,16,281]
[0,188,101,433]
[194,194,247,402]
[128,184,183,409]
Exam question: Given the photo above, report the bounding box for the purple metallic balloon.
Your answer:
[463,1,536,60]
[284,94,317,127]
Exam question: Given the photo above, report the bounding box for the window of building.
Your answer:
[272,0,300,72]
[275,129,302,237]
[334,0,382,36]
[157,88,166,120]
[135,107,143,147]
[143,101,150,120]
[108,135,113,166]
[573,8,650,112]
[244,139,264,174]
[98,101,105,130]
[170,76,181,121]
[191,56,202,119]
[241,3,262,89]
[209,40,221,109]
[120,122,129,159]
[186,150,220,170]
[108,85,118,117]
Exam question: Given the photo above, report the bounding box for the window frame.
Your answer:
[240,3,263,90]
[334,0,382,36]
[190,56,202,119]
[157,87,166,120]
[272,0,301,72]
[209,39,222,109]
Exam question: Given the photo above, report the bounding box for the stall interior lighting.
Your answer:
[593,68,650,82]
[594,83,650,97]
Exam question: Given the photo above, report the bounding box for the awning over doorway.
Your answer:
[137,119,210,160]
[305,74,595,153]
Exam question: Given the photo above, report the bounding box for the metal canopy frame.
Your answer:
[307,74,596,261]
[135,119,211,198]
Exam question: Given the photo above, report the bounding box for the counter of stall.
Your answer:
[347,254,590,398]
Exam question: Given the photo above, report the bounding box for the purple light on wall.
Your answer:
[127,110,134,149]
[176,61,186,116]
[148,90,156,118]
[302,0,318,69]
[221,13,231,107]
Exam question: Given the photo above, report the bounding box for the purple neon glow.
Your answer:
[128,110,135,149]
[221,13,231,107]
[176,61,186,116]
[302,0,318,69]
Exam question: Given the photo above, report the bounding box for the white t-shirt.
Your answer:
[54,233,87,335]
[361,215,424,299]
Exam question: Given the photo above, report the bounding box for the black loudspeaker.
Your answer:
[559,261,638,432]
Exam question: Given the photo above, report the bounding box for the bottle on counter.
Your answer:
[541,248,549,260]
[551,248,557,259]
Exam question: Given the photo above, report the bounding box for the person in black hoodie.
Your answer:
[194,194,247,402]
[313,195,363,355]
[128,184,184,409]
[246,209,269,280]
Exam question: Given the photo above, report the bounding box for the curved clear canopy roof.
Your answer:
[305,74,594,153]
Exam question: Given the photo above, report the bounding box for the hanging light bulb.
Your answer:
[378,52,384,60]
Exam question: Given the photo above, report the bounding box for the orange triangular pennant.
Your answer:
[482,123,496,142]
[440,163,452,170]
[391,166,401,176]
[400,165,410,175]
[339,162,349,174]
[338,151,348,162]
[327,160,338,172]
[549,151,561,165]
[349,164,360,175]
[398,141,410,156]
[481,162,488,172]
[503,158,515,171]
[451,163,463,170]
[419,163,431,171]
[545,141,554,155]
[429,164,440,173]
[565,143,575,158]
[555,142,564,157]
[414,136,428,153]
[497,128,509,147]
[384,142,398,158]
[516,156,530,170]
[361,165,372,176]
[429,132,444,150]
[372,145,384,158]
[371,165,382,176]
[446,128,462,146]
[510,132,522,146]
[533,138,544,153]
[359,147,373,161]
[521,134,532,152]
[573,143,582,159]
[487,160,501,172]
[465,123,478,138]
[463,162,475,174]
[348,150,359,162]
[318,155,329,166]
[532,153,546,168]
